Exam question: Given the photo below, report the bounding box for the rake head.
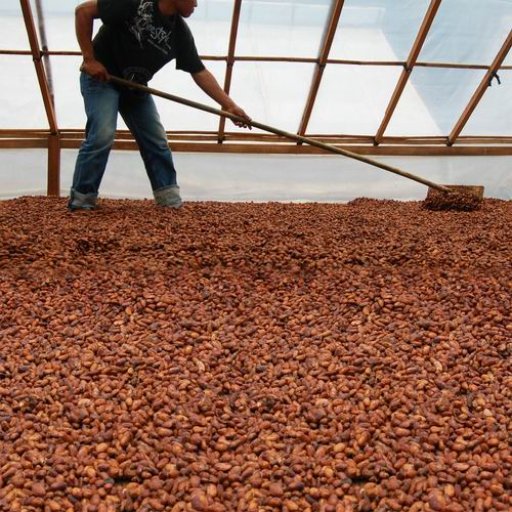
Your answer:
[423,185,485,211]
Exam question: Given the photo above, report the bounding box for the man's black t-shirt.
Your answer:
[93,0,205,84]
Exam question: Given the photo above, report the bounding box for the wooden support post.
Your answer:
[47,133,60,196]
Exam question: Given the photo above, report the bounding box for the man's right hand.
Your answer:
[80,58,109,82]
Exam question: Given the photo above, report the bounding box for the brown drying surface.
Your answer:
[0,196,511,512]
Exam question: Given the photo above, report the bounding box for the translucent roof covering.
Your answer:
[0,0,511,144]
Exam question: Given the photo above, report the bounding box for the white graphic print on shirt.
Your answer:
[127,0,172,55]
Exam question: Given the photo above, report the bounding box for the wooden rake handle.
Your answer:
[109,75,451,193]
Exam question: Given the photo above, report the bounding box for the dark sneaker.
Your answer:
[68,202,96,211]
[68,189,97,210]
[154,185,183,209]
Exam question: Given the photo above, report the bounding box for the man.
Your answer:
[69,0,251,210]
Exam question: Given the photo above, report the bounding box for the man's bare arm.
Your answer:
[192,69,251,128]
[75,0,109,80]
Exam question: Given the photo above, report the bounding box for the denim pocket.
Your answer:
[80,72,110,96]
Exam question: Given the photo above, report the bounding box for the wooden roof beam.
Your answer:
[20,0,60,195]
[217,0,242,143]
[297,0,345,138]
[374,0,442,145]
[34,0,55,102]
[20,0,58,134]
[448,29,512,146]
[9,49,511,72]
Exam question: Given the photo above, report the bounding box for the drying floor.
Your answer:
[0,196,511,512]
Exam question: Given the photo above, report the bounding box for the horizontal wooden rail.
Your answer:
[1,133,511,155]
[2,49,511,71]
[1,129,511,147]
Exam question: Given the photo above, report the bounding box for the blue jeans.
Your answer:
[71,73,178,204]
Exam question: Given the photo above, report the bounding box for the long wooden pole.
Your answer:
[19,0,60,196]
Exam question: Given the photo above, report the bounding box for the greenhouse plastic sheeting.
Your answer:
[0,0,511,135]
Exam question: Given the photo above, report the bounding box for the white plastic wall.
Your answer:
[1,149,511,201]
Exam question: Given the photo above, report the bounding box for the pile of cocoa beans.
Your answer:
[0,197,510,512]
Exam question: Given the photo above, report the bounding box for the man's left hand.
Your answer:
[225,105,252,129]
